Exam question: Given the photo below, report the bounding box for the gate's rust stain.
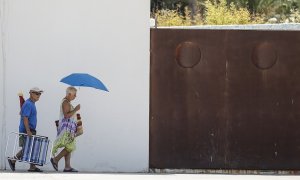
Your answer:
[150,29,300,170]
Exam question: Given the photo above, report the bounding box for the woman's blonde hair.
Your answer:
[66,86,77,95]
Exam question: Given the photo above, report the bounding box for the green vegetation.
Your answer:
[205,0,251,25]
[151,0,300,26]
[154,7,202,26]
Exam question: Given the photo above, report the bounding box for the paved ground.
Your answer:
[1,171,300,180]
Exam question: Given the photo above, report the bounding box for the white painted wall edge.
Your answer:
[0,0,6,170]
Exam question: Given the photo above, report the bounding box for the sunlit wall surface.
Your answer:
[0,0,150,172]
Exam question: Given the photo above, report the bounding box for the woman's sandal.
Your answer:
[63,168,78,172]
[50,158,58,171]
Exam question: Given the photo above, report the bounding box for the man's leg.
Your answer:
[7,136,24,171]
[7,149,21,171]
[15,150,22,159]
[7,134,25,171]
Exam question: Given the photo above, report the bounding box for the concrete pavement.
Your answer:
[1,171,300,180]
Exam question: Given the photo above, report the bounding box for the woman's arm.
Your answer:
[62,100,80,118]
[62,101,74,118]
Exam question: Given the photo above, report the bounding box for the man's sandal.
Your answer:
[28,167,43,172]
[7,158,15,171]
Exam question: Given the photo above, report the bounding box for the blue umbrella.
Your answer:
[60,73,109,92]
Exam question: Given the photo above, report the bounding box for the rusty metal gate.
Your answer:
[150,29,300,170]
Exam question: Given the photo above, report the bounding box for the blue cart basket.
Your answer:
[5,132,53,166]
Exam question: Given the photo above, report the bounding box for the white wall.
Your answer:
[0,0,6,170]
[0,0,149,172]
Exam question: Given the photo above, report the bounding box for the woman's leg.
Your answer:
[53,148,68,163]
[64,152,71,169]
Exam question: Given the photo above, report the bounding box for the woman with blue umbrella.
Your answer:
[50,73,108,172]
[50,86,80,172]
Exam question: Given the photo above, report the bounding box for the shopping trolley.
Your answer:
[5,132,53,166]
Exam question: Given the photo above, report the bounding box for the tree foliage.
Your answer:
[151,0,300,25]
[151,0,300,14]
[151,0,190,14]
[205,0,251,24]
[154,9,190,26]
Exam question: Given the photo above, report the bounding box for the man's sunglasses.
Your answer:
[32,92,42,96]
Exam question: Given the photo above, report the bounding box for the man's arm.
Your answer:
[23,117,32,136]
